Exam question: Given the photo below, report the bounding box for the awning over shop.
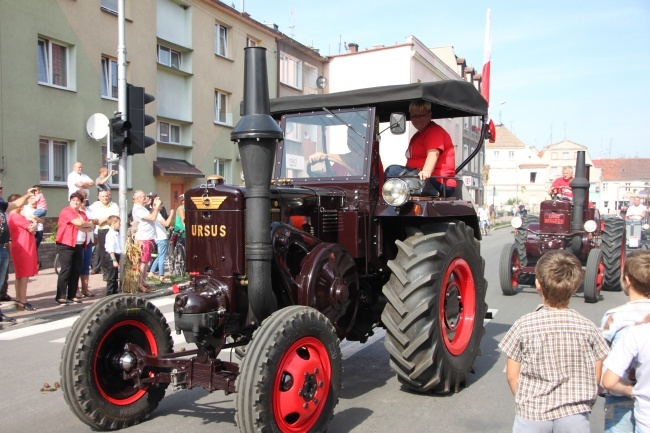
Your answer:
[153,158,204,178]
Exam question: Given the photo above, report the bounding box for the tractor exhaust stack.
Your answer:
[230,47,283,324]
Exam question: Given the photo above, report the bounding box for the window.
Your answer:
[214,91,230,125]
[530,172,537,183]
[101,57,118,99]
[493,150,499,159]
[246,37,258,47]
[39,137,69,182]
[100,0,118,13]
[602,183,608,192]
[157,45,181,69]
[158,121,181,144]
[462,144,469,160]
[214,24,228,57]
[214,158,230,182]
[508,151,515,160]
[562,152,569,160]
[38,37,69,88]
[280,52,303,89]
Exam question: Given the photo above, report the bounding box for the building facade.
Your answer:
[326,36,484,202]
[0,0,286,214]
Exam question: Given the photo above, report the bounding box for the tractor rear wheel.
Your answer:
[60,296,173,430]
[583,248,603,303]
[382,221,487,393]
[499,243,521,296]
[602,217,625,291]
[235,306,341,433]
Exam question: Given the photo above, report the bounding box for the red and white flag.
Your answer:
[481,8,491,105]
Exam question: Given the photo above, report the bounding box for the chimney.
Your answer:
[348,43,358,53]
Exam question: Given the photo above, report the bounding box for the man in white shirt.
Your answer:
[131,190,162,292]
[625,197,647,219]
[89,191,120,278]
[67,162,95,200]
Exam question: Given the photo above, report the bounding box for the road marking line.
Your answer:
[1,296,176,341]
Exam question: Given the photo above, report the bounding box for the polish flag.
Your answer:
[481,8,491,105]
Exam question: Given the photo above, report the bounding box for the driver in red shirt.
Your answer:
[384,100,457,197]
[549,166,574,199]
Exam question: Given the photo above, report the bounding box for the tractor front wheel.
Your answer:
[499,243,521,296]
[235,306,341,433]
[60,296,173,430]
[583,248,603,303]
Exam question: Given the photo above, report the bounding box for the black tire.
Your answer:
[382,221,487,393]
[54,253,61,275]
[173,244,185,276]
[235,306,341,433]
[583,248,603,304]
[499,243,520,296]
[60,296,173,430]
[602,216,625,291]
[513,229,527,267]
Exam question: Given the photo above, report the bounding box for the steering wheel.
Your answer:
[306,155,356,177]
[551,186,572,201]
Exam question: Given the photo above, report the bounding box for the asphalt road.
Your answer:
[0,226,627,433]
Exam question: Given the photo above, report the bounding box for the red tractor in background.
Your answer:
[499,151,626,303]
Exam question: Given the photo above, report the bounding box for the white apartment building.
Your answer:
[326,36,484,202]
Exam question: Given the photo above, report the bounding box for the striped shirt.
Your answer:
[499,305,609,421]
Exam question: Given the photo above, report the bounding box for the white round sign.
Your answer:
[86,113,110,140]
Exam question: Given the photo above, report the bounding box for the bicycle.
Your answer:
[165,230,185,276]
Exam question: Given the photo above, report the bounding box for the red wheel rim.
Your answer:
[595,255,604,296]
[510,252,521,288]
[439,258,476,356]
[93,320,158,405]
[272,336,331,432]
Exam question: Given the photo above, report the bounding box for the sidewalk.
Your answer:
[0,268,181,328]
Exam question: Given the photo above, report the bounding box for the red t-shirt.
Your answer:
[406,122,457,187]
[551,177,573,199]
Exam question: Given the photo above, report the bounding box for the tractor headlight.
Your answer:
[511,216,523,229]
[382,178,409,207]
[583,220,597,233]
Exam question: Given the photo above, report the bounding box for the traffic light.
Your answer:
[126,84,155,155]
[110,115,131,155]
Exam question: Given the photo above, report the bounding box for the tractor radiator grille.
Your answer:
[320,210,339,233]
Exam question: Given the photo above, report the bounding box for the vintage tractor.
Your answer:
[499,151,626,303]
[60,47,489,432]
[622,196,650,251]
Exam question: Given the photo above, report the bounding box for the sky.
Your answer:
[237,0,650,159]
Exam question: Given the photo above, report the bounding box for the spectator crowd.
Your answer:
[0,162,185,322]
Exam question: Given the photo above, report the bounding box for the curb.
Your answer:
[0,286,177,330]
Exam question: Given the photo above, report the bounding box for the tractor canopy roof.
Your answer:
[270,81,488,123]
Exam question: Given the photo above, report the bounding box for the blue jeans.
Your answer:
[33,209,47,218]
[149,239,168,276]
[605,394,635,433]
[0,247,10,295]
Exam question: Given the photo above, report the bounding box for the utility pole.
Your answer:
[117,0,128,247]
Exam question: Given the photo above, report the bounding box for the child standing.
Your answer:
[601,250,650,433]
[31,185,47,218]
[104,215,122,295]
[499,250,609,432]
